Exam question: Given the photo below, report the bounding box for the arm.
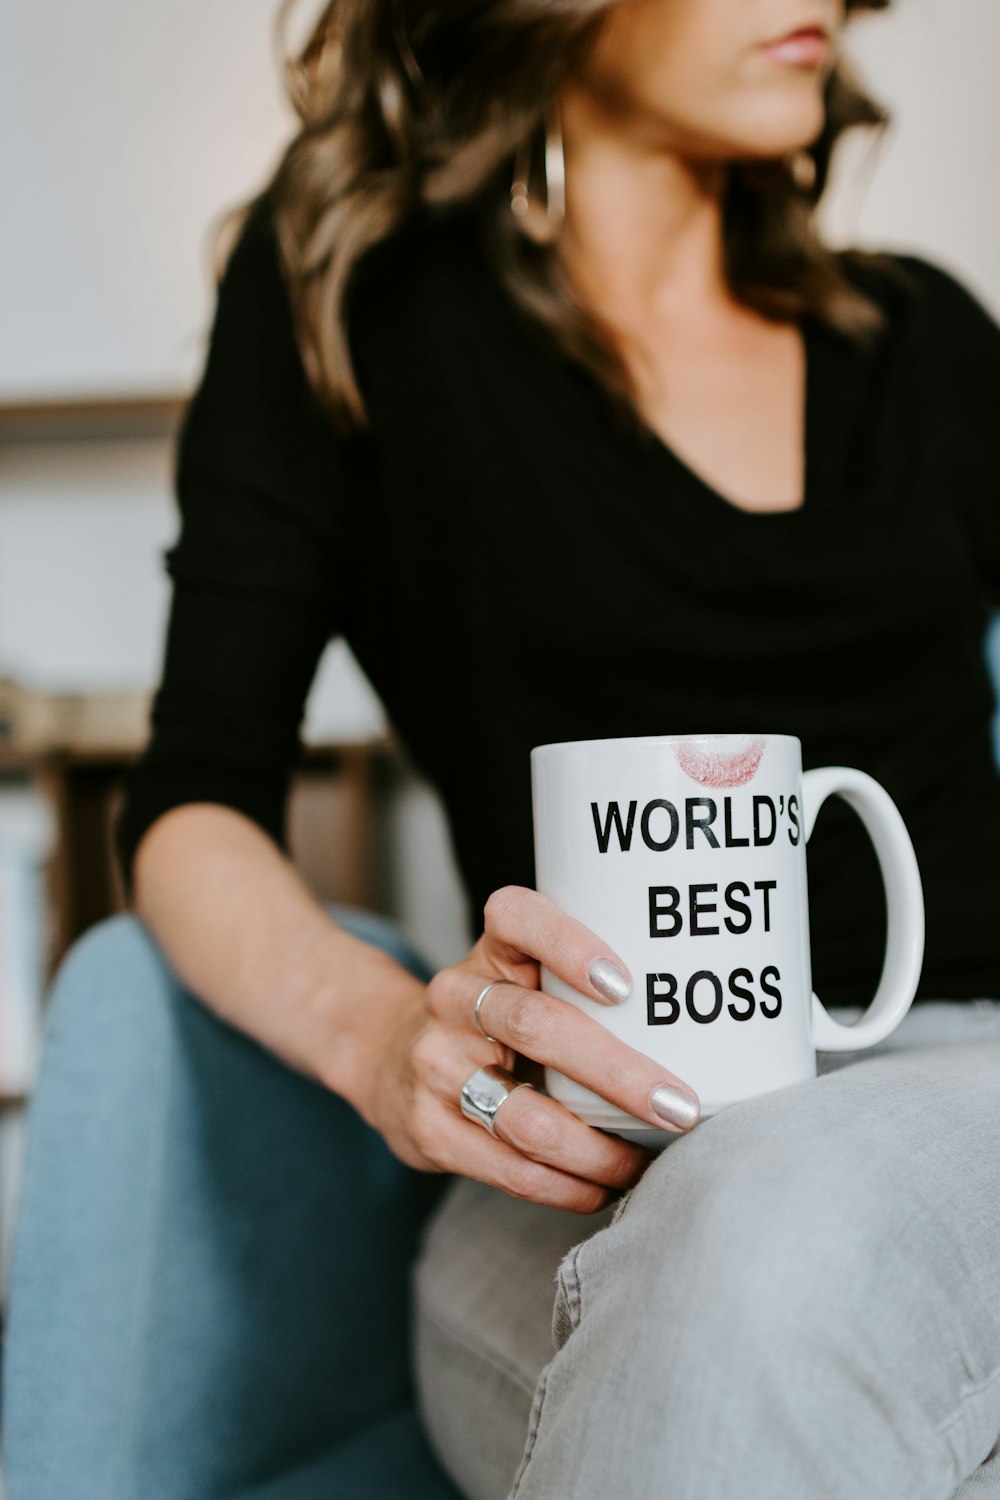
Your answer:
[127,802,424,1106]
[114,194,419,1109]
[119,197,696,1211]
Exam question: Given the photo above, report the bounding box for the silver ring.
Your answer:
[474,979,506,1044]
[460,1064,536,1136]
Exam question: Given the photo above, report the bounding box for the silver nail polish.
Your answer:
[588,956,632,1003]
[650,1084,701,1130]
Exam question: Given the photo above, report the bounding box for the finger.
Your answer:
[409,1016,517,1097]
[488,1078,653,1189]
[483,885,634,1006]
[421,1093,615,1214]
[413,1023,652,1190]
[459,974,702,1135]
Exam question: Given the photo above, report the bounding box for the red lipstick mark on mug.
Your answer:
[674,735,768,788]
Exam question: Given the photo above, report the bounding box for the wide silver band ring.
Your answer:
[460,1064,536,1136]
[474,979,507,1044]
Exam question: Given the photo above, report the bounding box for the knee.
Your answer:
[41,913,187,1076]
[609,1096,912,1362]
[51,911,179,996]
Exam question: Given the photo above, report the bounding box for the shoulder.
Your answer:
[347,203,501,398]
[350,201,490,323]
[212,193,291,320]
[179,192,348,486]
[199,191,308,395]
[826,247,1000,448]
[837,245,1000,370]
[363,190,484,262]
[885,249,999,324]
[196,193,493,447]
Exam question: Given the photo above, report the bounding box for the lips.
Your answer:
[673,734,768,788]
[762,14,830,45]
[759,25,831,64]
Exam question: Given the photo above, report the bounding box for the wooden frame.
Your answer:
[0,736,400,987]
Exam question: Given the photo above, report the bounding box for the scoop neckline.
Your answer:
[624,316,818,520]
[459,211,834,519]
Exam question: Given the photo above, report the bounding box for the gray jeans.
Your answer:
[411,999,1000,1499]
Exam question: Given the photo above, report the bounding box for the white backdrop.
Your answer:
[0,0,290,401]
[818,0,1000,311]
[1,0,998,967]
[1,0,998,401]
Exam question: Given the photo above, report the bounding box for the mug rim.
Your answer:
[531,731,801,757]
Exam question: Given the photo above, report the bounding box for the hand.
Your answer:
[351,884,702,1215]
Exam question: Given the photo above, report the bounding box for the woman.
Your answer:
[111,0,1000,1495]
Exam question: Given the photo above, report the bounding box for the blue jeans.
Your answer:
[1,904,463,1500]
[8,904,1000,1499]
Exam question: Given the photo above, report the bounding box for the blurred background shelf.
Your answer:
[0,687,465,1313]
[0,396,187,445]
[0,717,406,986]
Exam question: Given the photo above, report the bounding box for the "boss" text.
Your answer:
[646,967,783,1025]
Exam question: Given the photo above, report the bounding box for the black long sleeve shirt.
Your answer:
[115,199,1000,1008]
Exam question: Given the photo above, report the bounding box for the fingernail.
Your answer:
[588,956,632,1003]
[650,1084,701,1130]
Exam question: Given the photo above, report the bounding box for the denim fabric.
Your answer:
[7,904,1000,1500]
[1,902,462,1500]
[412,999,1000,1500]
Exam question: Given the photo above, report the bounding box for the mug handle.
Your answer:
[803,766,925,1051]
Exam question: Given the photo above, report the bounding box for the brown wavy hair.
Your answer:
[219,0,909,438]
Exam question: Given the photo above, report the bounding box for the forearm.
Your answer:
[126,802,425,1108]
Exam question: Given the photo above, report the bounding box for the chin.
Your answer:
[721,96,826,161]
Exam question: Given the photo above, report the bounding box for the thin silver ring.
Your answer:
[460,1064,536,1136]
[474,979,507,1044]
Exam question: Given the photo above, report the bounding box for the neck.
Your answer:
[554,81,732,325]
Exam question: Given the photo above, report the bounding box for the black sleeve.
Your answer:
[896,252,1000,605]
[114,199,363,904]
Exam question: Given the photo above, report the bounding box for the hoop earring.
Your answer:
[392,0,425,94]
[786,147,817,193]
[510,101,566,244]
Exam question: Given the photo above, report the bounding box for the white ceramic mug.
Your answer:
[530,732,925,1148]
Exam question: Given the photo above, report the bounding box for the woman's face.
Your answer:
[566,0,845,159]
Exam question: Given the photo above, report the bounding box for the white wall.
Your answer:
[2,0,997,403]
[0,441,176,689]
[819,0,1000,311]
[1,0,998,965]
[0,437,387,736]
[3,0,997,393]
[0,0,291,400]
